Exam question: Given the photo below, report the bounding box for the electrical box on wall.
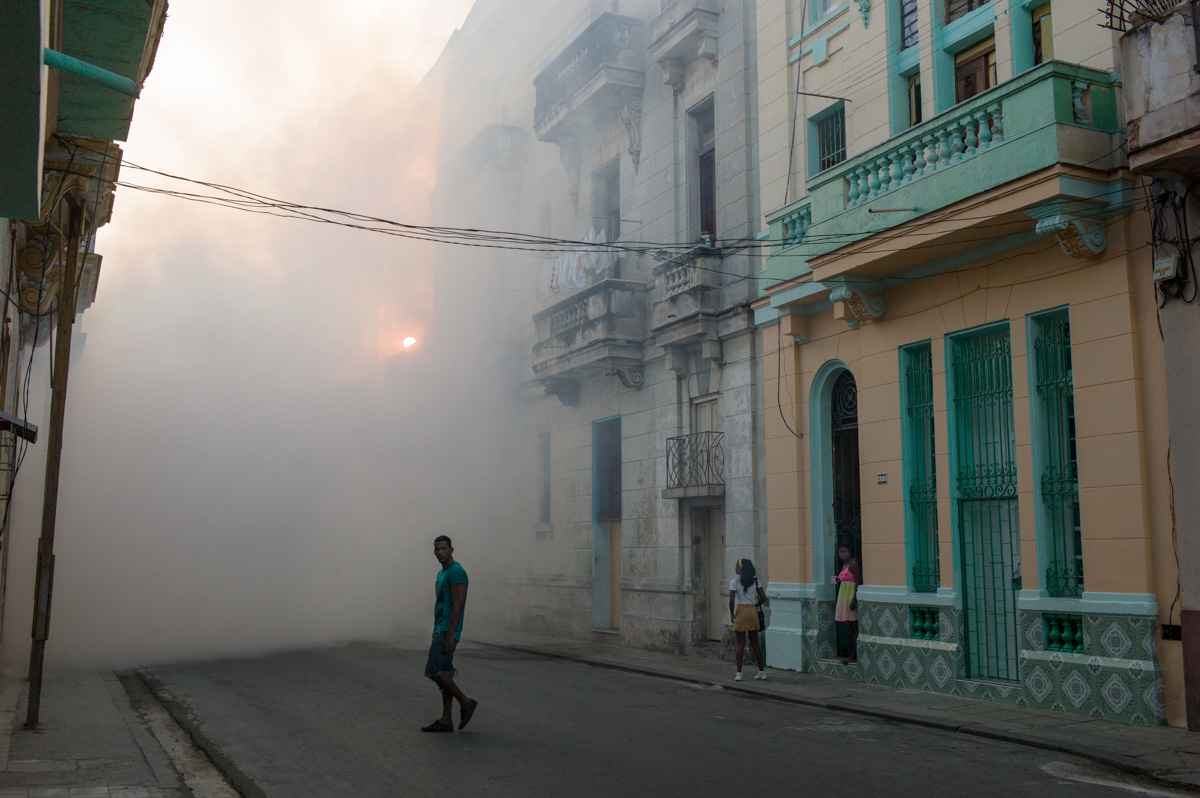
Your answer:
[1153,255,1180,282]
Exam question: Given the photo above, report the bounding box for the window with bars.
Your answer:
[594,417,622,523]
[900,0,919,49]
[814,105,846,173]
[901,342,939,593]
[1029,309,1082,598]
[946,0,987,24]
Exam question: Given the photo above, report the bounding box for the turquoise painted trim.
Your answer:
[899,340,938,591]
[757,229,771,240]
[1010,0,1039,75]
[1024,306,1075,596]
[43,48,137,97]
[932,2,996,114]
[857,585,957,607]
[755,306,780,326]
[0,0,45,220]
[770,280,827,309]
[1017,590,1159,617]
[873,229,1044,291]
[807,101,846,178]
[809,360,851,585]
[944,320,1014,632]
[886,0,922,136]
[789,19,852,65]
[765,582,832,600]
[759,61,1125,298]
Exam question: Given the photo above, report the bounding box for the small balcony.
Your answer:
[762,60,1126,296]
[651,246,722,347]
[663,431,725,500]
[532,278,648,404]
[650,0,719,85]
[1117,2,1200,177]
[533,13,646,145]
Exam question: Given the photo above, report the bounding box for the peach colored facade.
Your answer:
[752,0,1182,725]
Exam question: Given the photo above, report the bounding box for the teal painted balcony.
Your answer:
[761,61,1126,299]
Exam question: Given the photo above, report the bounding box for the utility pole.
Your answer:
[25,201,83,729]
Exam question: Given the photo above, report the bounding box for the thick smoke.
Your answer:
[1,0,499,672]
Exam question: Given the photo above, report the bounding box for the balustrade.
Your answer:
[845,103,1003,208]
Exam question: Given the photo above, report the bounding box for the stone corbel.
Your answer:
[543,377,580,407]
[701,337,722,367]
[828,284,885,329]
[666,345,689,378]
[660,58,685,94]
[618,94,644,174]
[780,307,809,345]
[1026,201,1107,260]
[605,363,645,389]
[697,32,718,65]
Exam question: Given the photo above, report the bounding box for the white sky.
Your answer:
[4,0,484,669]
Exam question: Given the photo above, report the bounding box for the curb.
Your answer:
[475,639,1200,792]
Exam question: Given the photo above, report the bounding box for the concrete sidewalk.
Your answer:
[0,670,185,798]
[469,626,1200,791]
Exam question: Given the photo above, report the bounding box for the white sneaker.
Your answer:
[734,672,743,681]
[755,671,767,680]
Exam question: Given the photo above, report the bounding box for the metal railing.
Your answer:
[666,431,724,489]
[1101,0,1183,31]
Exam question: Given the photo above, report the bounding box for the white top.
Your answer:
[730,577,761,606]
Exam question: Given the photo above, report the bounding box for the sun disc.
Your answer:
[402,336,417,349]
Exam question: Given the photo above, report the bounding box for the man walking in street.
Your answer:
[422,535,478,732]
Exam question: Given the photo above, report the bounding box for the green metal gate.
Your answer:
[950,328,1020,682]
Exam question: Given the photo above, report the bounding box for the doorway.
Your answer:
[693,508,727,641]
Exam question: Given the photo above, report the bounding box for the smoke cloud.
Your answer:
[0,0,501,671]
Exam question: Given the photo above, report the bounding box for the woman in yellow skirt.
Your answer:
[728,558,769,681]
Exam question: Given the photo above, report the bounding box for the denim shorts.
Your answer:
[424,631,456,678]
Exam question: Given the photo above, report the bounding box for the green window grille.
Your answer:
[911,607,940,640]
[1044,613,1084,654]
[902,343,939,593]
[817,107,846,172]
[1031,311,1083,598]
[949,326,1021,682]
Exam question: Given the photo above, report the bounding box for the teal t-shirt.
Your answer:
[433,561,468,641]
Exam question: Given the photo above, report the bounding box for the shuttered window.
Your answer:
[594,417,622,522]
[699,149,716,238]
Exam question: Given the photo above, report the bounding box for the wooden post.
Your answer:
[25,204,83,729]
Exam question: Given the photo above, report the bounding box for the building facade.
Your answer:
[754,0,1182,724]
[422,0,767,651]
[1115,0,1200,728]
[0,0,167,678]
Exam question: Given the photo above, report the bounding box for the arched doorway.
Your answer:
[809,362,863,664]
[830,370,862,574]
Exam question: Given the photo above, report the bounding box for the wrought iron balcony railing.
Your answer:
[666,431,725,489]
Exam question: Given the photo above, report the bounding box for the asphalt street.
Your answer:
[142,637,1191,798]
